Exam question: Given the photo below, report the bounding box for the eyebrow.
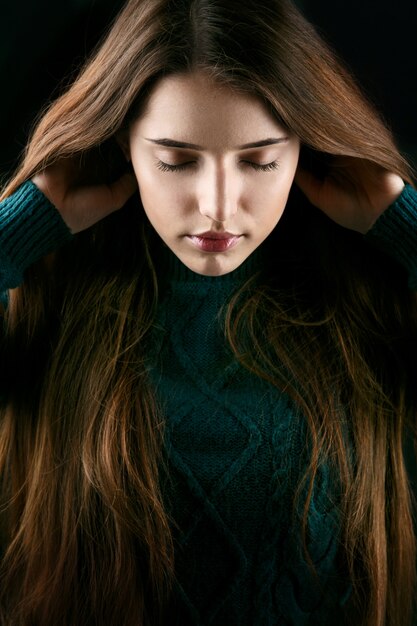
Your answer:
[144,137,288,150]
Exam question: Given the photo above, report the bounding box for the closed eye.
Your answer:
[156,160,194,172]
[156,160,280,173]
[246,161,280,172]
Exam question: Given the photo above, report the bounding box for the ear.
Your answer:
[115,130,131,162]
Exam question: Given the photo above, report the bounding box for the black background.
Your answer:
[0,0,416,181]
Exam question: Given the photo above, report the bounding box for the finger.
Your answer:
[84,172,138,219]
[64,173,138,233]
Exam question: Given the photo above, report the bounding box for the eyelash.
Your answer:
[156,160,280,173]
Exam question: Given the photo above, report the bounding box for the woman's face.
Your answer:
[127,72,300,276]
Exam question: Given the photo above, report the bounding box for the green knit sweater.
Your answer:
[146,243,350,625]
[1,181,417,625]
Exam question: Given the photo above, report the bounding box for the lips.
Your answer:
[187,233,242,252]
[192,231,239,239]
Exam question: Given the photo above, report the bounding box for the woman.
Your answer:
[0,0,416,624]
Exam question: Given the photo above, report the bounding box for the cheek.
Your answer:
[133,166,164,206]
[249,175,294,230]
[251,176,291,209]
[137,172,191,215]
[134,174,189,234]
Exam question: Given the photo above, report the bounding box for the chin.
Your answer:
[187,256,246,277]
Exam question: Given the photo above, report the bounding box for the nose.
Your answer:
[198,163,238,222]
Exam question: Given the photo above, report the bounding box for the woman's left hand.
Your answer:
[294,157,405,234]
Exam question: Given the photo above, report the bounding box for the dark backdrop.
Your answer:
[0,0,416,181]
[298,0,417,169]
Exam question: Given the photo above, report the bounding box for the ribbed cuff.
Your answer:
[364,184,417,291]
[0,180,73,288]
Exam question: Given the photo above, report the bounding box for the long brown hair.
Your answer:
[1,0,416,624]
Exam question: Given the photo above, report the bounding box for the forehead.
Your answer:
[133,72,286,144]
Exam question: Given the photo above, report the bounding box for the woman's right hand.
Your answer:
[32,157,138,234]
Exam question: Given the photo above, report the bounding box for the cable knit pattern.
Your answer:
[146,245,350,625]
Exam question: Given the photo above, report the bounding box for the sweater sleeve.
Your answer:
[364,184,417,291]
[0,180,73,295]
